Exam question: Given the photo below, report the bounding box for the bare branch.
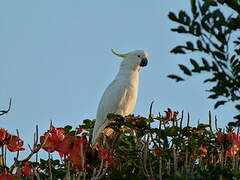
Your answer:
[0,98,12,117]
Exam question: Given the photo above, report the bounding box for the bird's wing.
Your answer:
[92,79,137,145]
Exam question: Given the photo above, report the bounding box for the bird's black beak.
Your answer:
[140,58,148,67]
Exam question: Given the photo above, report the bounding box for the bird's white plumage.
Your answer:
[91,49,148,146]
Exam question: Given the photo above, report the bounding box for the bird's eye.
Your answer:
[137,55,141,58]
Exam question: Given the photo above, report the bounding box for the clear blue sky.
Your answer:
[0,0,236,160]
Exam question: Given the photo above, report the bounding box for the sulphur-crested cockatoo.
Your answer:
[91,49,148,146]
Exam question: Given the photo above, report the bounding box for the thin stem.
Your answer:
[215,115,218,131]
[209,111,213,134]
[48,153,54,180]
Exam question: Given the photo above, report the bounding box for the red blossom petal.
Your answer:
[76,128,84,134]
[163,108,174,124]
[0,128,7,141]
[40,134,56,153]
[40,126,66,153]
[7,135,25,152]
[57,135,75,155]
[97,145,111,160]
[0,173,16,180]
[21,162,33,176]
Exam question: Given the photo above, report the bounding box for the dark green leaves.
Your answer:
[213,51,226,61]
[168,75,184,82]
[186,41,194,50]
[168,12,178,22]
[168,0,240,121]
[190,58,201,72]
[179,64,192,75]
[168,11,191,26]
[171,46,185,54]
[191,0,198,18]
[171,26,188,33]
[214,100,227,108]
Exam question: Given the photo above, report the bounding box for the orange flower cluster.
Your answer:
[216,132,240,157]
[97,145,115,168]
[40,126,89,169]
[0,128,25,152]
[0,173,15,180]
[197,146,208,158]
[163,108,176,124]
[20,162,33,176]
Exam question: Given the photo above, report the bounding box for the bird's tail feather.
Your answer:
[91,121,110,147]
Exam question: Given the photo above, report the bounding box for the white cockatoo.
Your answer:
[91,49,148,146]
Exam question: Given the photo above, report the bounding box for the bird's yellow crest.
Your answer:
[111,49,128,58]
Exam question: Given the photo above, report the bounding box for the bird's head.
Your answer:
[111,49,148,71]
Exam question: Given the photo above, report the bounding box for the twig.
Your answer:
[48,153,54,180]
[215,115,218,131]
[0,98,12,117]
[1,146,5,167]
[159,157,162,180]
[16,129,20,161]
[209,111,213,134]
[173,145,178,175]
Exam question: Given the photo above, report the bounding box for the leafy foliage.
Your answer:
[168,0,240,120]
[1,109,240,179]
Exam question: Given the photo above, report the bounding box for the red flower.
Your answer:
[216,132,226,143]
[21,162,33,176]
[0,128,7,141]
[7,135,25,152]
[97,145,115,167]
[106,154,116,168]
[226,132,238,143]
[163,108,174,124]
[69,136,87,169]
[197,146,208,158]
[76,128,84,134]
[97,145,111,160]
[226,144,240,157]
[50,126,65,143]
[57,135,75,155]
[0,173,15,180]
[40,134,55,153]
[40,126,65,153]
[225,132,240,157]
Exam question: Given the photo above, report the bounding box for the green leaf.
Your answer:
[197,123,210,129]
[168,12,178,22]
[213,51,226,61]
[190,58,201,72]
[206,0,218,7]
[230,55,236,63]
[165,126,180,136]
[179,64,192,75]
[202,58,210,71]
[167,75,184,82]
[179,10,191,25]
[170,46,185,54]
[171,26,187,33]
[214,100,227,109]
[235,105,240,110]
[204,77,217,83]
[217,33,227,45]
[186,41,194,50]
[211,62,219,71]
[197,40,204,51]
[191,0,197,17]
[64,125,72,132]
[208,94,219,99]
[234,115,240,120]
[200,0,217,15]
